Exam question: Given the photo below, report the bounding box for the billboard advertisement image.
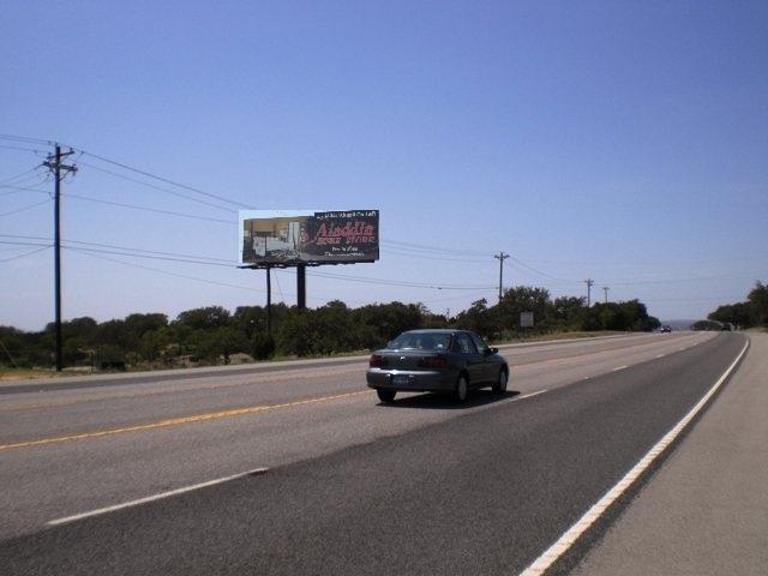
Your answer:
[239,210,379,266]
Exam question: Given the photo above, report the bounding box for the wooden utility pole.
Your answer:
[494,251,510,303]
[44,145,77,371]
[585,278,594,308]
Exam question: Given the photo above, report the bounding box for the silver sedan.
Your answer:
[366,329,509,403]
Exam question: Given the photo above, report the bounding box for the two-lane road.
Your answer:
[0,331,747,574]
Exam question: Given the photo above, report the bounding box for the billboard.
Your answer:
[239,209,379,266]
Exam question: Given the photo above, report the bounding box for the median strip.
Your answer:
[48,467,269,526]
[0,390,370,452]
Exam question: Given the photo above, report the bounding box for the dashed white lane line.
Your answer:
[518,336,750,576]
[656,353,666,359]
[612,365,628,372]
[48,467,269,526]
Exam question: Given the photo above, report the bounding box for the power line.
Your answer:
[381,246,488,264]
[0,198,52,217]
[0,240,52,248]
[69,248,266,293]
[0,183,50,196]
[307,269,496,291]
[0,134,54,147]
[78,151,250,209]
[381,239,488,258]
[65,193,236,225]
[63,245,236,267]
[0,143,48,154]
[0,234,235,264]
[0,245,52,263]
[507,255,579,284]
[78,161,239,214]
[0,167,45,186]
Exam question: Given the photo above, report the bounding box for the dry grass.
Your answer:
[0,368,56,380]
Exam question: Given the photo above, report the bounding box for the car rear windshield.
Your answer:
[389,332,451,351]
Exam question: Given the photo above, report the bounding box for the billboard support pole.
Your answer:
[297,264,306,310]
[266,266,272,335]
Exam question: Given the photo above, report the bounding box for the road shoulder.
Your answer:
[571,333,768,576]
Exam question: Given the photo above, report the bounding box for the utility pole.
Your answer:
[602,286,609,304]
[43,145,77,372]
[585,278,594,308]
[494,251,510,303]
[265,266,272,335]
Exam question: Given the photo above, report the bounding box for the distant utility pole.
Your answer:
[603,286,609,304]
[494,252,510,302]
[44,145,77,372]
[585,278,594,308]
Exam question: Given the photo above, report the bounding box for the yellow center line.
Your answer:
[0,390,370,453]
[0,365,366,413]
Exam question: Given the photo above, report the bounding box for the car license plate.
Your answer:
[392,374,410,386]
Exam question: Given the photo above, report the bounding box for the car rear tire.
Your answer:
[492,368,508,395]
[377,389,396,403]
[455,374,469,403]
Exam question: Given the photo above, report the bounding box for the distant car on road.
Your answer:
[660,325,672,333]
[366,329,509,403]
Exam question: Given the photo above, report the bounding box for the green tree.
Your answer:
[552,296,586,330]
[709,302,752,328]
[495,286,552,333]
[747,282,768,327]
[454,298,499,339]
[174,306,232,331]
[0,326,25,367]
[352,301,425,349]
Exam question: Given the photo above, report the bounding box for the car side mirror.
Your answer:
[486,347,498,355]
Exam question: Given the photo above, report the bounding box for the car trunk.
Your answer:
[379,350,438,371]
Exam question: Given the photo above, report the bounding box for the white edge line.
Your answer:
[516,389,548,401]
[612,365,628,372]
[518,336,750,576]
[48,467,269,526]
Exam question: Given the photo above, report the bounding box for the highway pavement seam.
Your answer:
[47,468,269,527]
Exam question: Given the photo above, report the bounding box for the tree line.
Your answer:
[707,282,768,330]
[0,286,661,370]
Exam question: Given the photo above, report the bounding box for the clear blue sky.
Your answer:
[2,1,767,331]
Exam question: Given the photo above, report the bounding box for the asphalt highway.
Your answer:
[0,331,749,574]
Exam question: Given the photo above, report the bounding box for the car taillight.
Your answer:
[419,355,448,369]
[369,354,383,368]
